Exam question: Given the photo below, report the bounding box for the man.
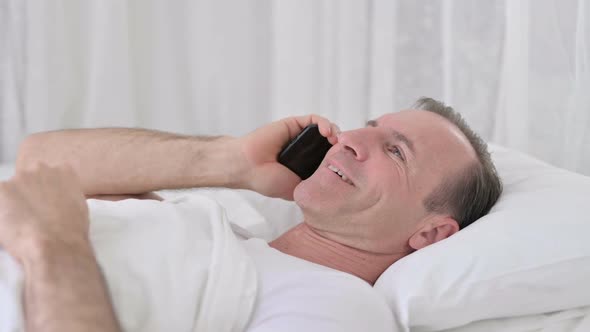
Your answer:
[0,97,501,331]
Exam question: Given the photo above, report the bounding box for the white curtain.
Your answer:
[1,0,589,175]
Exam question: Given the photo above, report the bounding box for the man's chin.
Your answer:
[292,181,311,207]
[293,182,340,217]
[293,181,323,211]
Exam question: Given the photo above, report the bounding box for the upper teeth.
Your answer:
[328,165,353,185]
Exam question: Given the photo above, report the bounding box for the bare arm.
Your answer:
[22,240,121,332]
[17,116,340,200]
[0,165,120,332]
[16,128,239,197]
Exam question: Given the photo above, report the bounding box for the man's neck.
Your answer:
[269,223,405,285]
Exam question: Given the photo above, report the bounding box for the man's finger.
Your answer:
[289,114,339,140]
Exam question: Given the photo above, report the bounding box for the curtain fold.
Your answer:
[1,0,589,174]
[1,0,26,160]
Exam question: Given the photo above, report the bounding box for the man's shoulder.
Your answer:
[243,239,394,331]
[252,272,394,332]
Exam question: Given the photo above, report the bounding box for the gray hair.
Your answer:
[413,97,503,229]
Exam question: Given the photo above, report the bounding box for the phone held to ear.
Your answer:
[278,124,332,180]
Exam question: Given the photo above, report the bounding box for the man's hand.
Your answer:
[236,114,340,200]
[0,163,89,260]
[0,163,121,332]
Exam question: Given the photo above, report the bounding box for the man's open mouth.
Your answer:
[327,164,354,186]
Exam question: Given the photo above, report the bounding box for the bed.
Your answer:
[0,144,589,331]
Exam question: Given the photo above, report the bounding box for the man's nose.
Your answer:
[336,128,374,161]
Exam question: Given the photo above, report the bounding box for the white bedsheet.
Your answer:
[0,195,258,332]
[442,306,590,332]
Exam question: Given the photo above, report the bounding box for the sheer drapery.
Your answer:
[1,0,589,174]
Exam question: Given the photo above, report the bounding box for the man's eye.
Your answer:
[388,146,404,161]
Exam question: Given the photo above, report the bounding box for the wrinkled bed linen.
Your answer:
[0,195,258,332]
[442,305,590,332]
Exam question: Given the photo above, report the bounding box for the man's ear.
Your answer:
[408,216,460,250]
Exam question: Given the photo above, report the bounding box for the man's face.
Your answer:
[293,110,477,254]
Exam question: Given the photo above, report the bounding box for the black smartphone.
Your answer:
[278,124,332,180]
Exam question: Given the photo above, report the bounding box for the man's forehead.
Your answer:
[369,110,434,136]
[373,110,460,136]
[374,109,425,122]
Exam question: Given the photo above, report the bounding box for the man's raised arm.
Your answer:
[16,115,340,200]
[16,128,240,197]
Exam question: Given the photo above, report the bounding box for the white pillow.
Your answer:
[373,145,590,331]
